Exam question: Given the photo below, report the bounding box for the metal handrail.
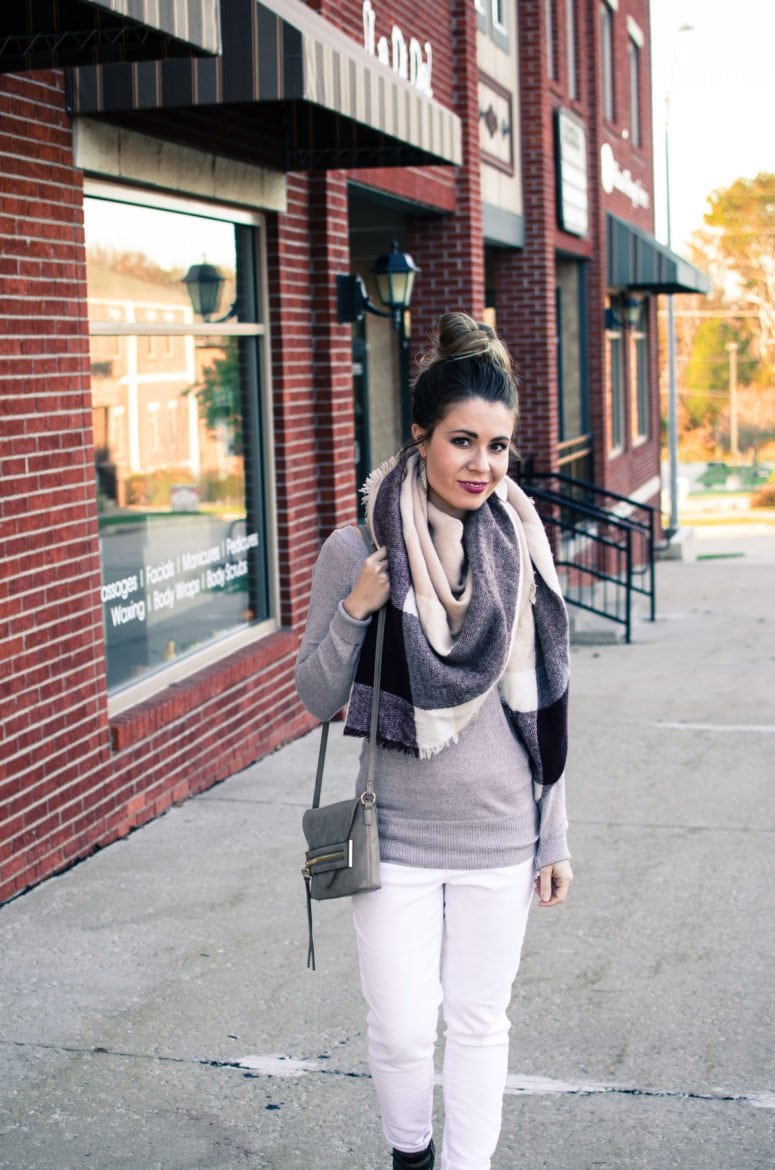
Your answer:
[523,473,658,641]
[527,471,655,528]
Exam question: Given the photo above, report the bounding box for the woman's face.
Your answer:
[412,396,514,521]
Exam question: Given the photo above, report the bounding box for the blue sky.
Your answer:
[650,0,775,253]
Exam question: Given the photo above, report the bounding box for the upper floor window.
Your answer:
[566,0,578,100]
[478,0,509,51]
[600,0,615,122]
[84,187,272,698]
[492,0,508,33]
[546,0,556,80]
[628,16,644,147]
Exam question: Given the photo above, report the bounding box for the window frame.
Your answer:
[566,0,578,100]
[546,0,556,80]
[600,1,615,123]
[605,301,625,456]
[627,18,643,147]
[84,180,278,716]
[478,0,509,51]
[630,302,649,443]
[491,0,508,37]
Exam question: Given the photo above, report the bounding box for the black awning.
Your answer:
[0,0,220,73]
[71,0,462,172]
[607,213,711,295]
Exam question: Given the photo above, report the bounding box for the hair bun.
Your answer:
[432,312,512,373]
[408,311,519,440]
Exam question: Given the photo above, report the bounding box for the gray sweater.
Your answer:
[296,525,569,871]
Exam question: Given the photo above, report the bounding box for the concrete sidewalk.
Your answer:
[1,526,774,1169]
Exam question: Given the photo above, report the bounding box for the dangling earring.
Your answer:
[418,455,428,492]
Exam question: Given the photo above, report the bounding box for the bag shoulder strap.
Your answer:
[363,605,385,799]
[310,525,385,810]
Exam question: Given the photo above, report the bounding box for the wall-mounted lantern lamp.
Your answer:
[182,262,237,323]
[604,293,644,332]
[371,241,419,331]
[337,241,419,332]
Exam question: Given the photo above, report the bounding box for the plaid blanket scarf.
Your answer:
[344,451,570,792]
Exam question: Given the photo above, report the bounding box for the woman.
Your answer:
[296,313,572,1170]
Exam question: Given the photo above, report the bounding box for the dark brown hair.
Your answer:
[410,312,519,442]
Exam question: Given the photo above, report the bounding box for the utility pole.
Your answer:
[726,341,739,461]
[663,23,694,539]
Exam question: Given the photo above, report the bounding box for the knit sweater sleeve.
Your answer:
[295,527,371,721]
[535,776,570,870]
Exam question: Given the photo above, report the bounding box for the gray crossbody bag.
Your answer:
[302,533,386,970]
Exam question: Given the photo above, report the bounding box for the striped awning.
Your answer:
[607,214,710,295]
[72,0,462,171]
[0,0,220,73]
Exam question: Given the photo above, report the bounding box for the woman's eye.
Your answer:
[490,442,508,453]
[451,436,470,447]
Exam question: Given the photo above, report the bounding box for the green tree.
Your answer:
[697,172,775,380]
[686,320,757,395]
[679,173,775,457]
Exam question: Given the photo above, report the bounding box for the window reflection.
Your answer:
[85,195,267,692]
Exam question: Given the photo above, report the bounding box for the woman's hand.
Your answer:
[535,859,574,908]
[343,545,391,620]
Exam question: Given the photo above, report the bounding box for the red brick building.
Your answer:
[0,0,706,904]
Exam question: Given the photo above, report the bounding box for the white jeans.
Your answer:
[351,859,534,1170]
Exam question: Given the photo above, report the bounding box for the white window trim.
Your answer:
[492,0,508,35]
[86,178,265,227]
[75,122,287,214]
[627,15,644,47]
[108,618,280,716]
[606,322,625,457]
[631,322,649,443]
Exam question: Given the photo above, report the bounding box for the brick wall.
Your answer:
[583,0,609,485]
[0,73,319,905]
[493,0,660,501]
[308,171,360,535]
[493,0,559,470]
[266,173,321,630]
[599,0,655,237]
[1,0,665,905]
[405,0,484,347]
[0,71,113,900]
[594,0,661,503]
[317,0,469,349]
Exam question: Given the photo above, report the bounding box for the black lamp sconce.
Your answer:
[337,241,419,332]
[605,293,643,332]
[182,262,237,323]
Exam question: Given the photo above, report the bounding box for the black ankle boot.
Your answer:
[392,1139,435,1170]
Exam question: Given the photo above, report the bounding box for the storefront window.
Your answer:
[605,303,625,454]
[631,301,649,442]
[85,190,270,693]
[556,262,587,444]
